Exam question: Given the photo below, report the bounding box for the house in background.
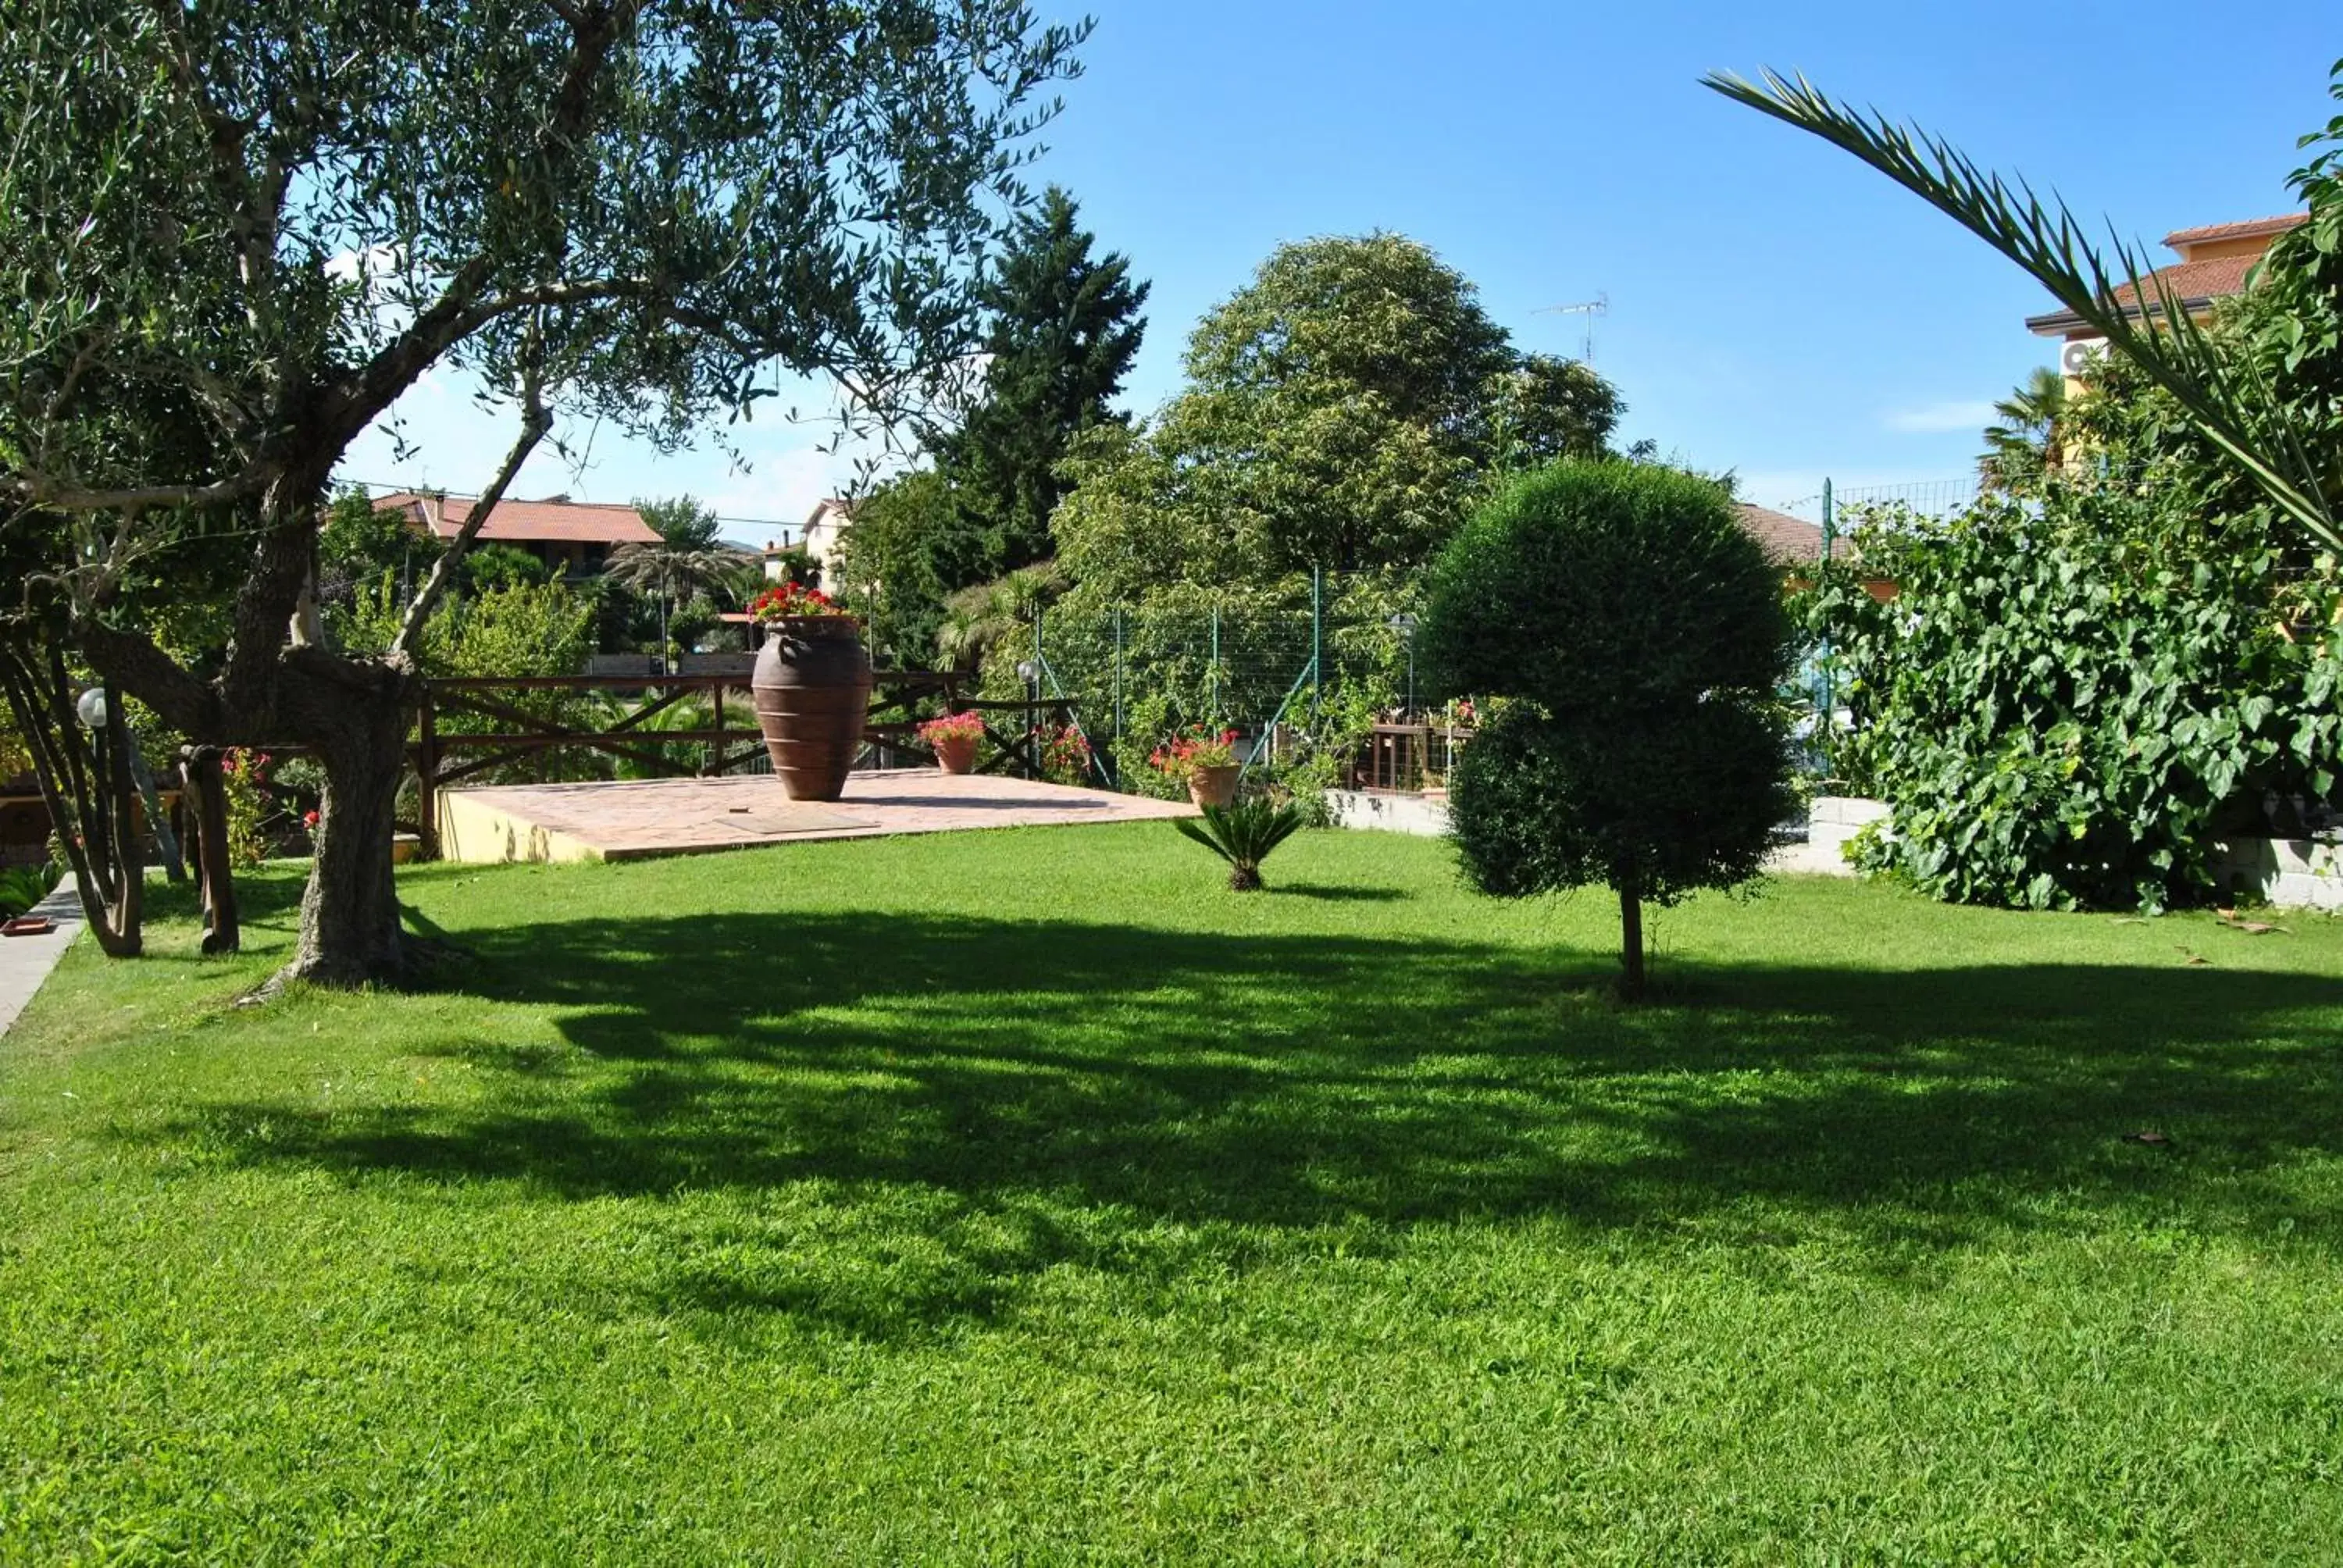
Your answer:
[787,497,855,590]
[1739,501,1895,600]
[374,491,663,577]
[2025,213,2306,387]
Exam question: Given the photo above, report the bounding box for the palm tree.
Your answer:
[603,539,751,665]
[931,560,1067,674]
[1703,68,2342,556]
[1978,367,2067,489]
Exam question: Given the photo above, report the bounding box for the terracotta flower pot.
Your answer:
[932,731,979,775]
[1187,763,1240,809]
[751,617,872,801]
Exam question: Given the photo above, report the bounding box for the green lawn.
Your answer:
[4,825,2341,1563]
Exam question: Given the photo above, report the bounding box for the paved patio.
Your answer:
[437,768,1197,864]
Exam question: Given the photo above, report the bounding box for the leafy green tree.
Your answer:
[829,468,988,665]
[933,561,1065,673]
[1055,233,1624,611]
[319,486,443,606]
[938,186,1150,573]
[0,1,1084,986]
[636,496,726,554]
[1809,488,2339,913]
[462,544,551,595]
[1487,354,1624,472]
[1978,367,2067,490]
[1420,462,1796,999]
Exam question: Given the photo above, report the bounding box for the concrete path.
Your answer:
[0,883,84,1039]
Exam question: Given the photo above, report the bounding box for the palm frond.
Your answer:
[1701,69,2341,554]
[1171,814,1236,865]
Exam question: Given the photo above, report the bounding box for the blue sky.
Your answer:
[340,1,2339,534]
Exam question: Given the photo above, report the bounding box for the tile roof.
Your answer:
[2163,214,2306,249]
[375,492,662,546]
[2107,254,2265,310]
[2024,254,2270,335]
[1735,502,1828,565]
[2026,214,2305,335]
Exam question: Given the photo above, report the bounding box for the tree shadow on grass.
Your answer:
[139,907,2343,1340]
[1270,883,1410,902]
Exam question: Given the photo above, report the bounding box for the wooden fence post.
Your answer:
[415,683,439,858]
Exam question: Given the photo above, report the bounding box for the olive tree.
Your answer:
[0,0,1085,988]
[1418,461,1796,998]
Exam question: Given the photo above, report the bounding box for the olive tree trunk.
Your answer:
[273,651,415,989]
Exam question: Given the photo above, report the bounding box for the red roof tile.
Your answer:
[2106,254,2265,311]
[1736,502,1828,565]
[2025,253,2271,335]
[2162,214,2306,249]
[375,492,662,546]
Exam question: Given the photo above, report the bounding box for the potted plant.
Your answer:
[748,583,871,802]
[917,710,986,775]
[1150,725,1243,808]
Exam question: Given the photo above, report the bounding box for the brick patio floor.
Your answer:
[437,768,1196,863]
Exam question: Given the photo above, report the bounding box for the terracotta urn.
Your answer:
[751,617,872,801]
[1187,763,1240,810]
[932,732,979,775]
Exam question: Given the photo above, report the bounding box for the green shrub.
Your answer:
[1806,487,2341,912]
[0,863,58,918]
[1421,461,1796,996]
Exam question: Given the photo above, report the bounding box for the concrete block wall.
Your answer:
[1325,789,1450,839]
[1807,796,1890,862]
[2212,835,2343,912]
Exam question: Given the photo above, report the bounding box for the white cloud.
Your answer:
[323,244,400,283]
[1883,400,1999,435]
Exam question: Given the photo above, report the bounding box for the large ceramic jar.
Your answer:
[751,617,873,801]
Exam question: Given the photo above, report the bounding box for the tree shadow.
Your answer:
[137,906,2343,1341]
[1270,883,1410,902]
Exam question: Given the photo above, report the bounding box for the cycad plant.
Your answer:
[1173,796,1307,891]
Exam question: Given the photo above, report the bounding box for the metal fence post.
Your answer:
[1819,478,1836,738]
[1112,608,1125,754]
[1209,605,1221,724]
[1311,565,1325,721]
[1029,606,1045,776]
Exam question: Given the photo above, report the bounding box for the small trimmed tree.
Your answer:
[1419,462,1796,997]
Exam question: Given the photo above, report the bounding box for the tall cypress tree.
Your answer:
[941,187,1150,574]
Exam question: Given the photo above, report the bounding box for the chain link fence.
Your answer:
[999,582,1420,802]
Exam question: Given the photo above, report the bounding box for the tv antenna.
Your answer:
[1533,293,1609,362]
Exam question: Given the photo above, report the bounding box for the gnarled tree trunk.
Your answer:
[273,650,415,989]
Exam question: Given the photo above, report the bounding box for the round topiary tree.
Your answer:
[1418,461,1797,997]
